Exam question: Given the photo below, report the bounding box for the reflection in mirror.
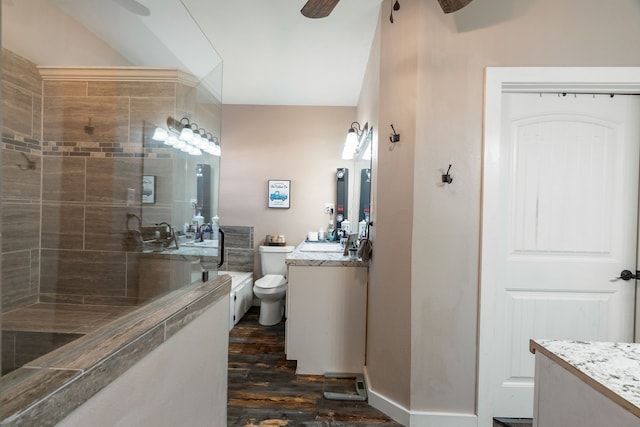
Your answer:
[196,163,212,222]
[351,125,373,236]
[359,168,371,222]
[336,167,349,230]
[340,121,373,231]
[141,60,222,240]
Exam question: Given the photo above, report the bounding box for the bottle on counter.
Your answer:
[358,220,367,239]
[341,219,351,235]
[211,215,219,240]
[202,223,212,240]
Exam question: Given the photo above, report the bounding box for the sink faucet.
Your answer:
[156,222,179,249]
[198,223,214,242]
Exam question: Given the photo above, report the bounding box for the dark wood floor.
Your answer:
[227,307,404,427]
[228,308,534,427]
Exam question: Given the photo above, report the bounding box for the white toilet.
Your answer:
[253,245,294,326]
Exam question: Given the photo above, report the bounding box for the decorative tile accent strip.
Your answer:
[2,133,41,154]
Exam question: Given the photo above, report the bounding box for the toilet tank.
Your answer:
[259,245,295,276]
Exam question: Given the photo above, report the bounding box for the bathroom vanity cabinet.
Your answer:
[285,244,368,375]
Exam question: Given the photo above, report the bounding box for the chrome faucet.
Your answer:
[198,223,209,242]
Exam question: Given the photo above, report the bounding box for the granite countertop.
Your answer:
[0,275,232,427]
[530,339,640,417]
[141,240,218,259]
[285,240,369,267]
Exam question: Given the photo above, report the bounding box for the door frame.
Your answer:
[477,67,640,426]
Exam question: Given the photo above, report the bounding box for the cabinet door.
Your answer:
[286,265,367,375]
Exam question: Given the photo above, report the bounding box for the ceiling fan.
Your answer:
[301,0,474,18]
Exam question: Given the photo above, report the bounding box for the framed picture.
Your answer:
[142,175,156,204]
[268,179,290,209]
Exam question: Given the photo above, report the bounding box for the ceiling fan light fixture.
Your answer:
[301,0,340,18]
[437,0,474,14]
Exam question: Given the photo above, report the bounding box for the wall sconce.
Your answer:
[342,121,370,160]
[152,117,221,157]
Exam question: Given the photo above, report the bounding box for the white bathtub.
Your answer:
[218,271,254,330]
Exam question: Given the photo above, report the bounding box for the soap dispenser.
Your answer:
[211,215,219,240]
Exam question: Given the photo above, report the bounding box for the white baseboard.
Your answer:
[364,368,478,427]
[408,412,477,427]
[363,367,410,426]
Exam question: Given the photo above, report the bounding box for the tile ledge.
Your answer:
[0,275,231,426]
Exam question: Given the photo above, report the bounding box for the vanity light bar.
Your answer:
[152,117,221,157]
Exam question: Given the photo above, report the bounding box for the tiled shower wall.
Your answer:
[1,50,42,312]
[218,225,255,273]
[1,49,209,312]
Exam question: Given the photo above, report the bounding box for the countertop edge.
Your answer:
[0,276,232,426]
[530,339,640,418]
[285,240,369,267]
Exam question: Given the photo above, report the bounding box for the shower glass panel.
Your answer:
[0,0,222,377]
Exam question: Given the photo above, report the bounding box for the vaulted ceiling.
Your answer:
[52,0,383,106]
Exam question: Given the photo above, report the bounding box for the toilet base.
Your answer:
[258,299,284,326]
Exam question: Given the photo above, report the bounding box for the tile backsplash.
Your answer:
[217,225,254,273]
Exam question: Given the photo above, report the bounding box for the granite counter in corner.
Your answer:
[285,240,368,267]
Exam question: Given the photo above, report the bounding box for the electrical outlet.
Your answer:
[324,203,335,214]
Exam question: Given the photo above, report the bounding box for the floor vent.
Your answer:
[322,373,367,401]
[493,418,533,427]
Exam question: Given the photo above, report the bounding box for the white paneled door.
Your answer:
[487,92,640,418]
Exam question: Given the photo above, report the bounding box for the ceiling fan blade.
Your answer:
[301,0,340,19]
[112,0,151,16]
[437,0,474,14]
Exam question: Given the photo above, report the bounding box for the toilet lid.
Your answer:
[255,274,286,289]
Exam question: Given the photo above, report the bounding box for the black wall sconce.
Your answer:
[389,124,400,143]
[343,121,370,160]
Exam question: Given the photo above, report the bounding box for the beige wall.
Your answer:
[219,105,356,275]
[363,1,415,408]
[363,0,640,419]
